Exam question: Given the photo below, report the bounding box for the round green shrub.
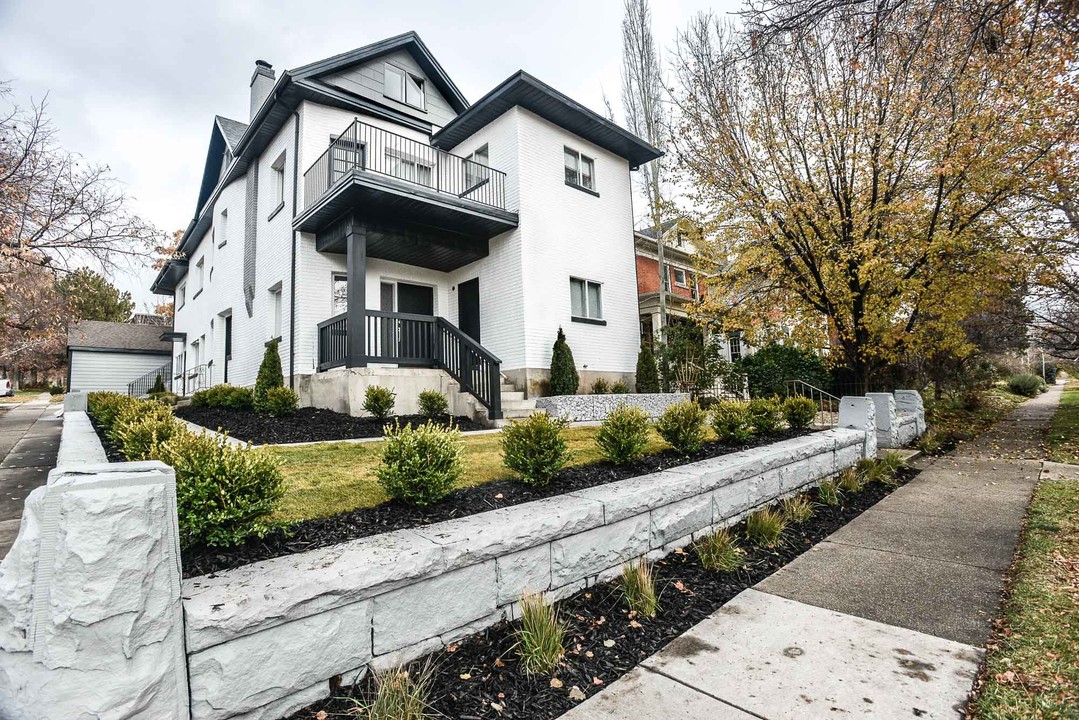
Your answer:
[148,391,179,406]
[87,392,138,434]
[117,414,184,461]
[549,327,580,396]
[635,342,660,393]
[261,386,299,417]
[376,421,463,506]
[782,396,818,430]
[655,400,707,454]
[611,380,629,394]
[163,430,284,548]
[193,384,255,410]
[501,413,571,486]
[596,404,651,464]
[1007,373,1045,398]
[711,400,754,444]
[747,397,784,435]
[418,390,449,418]
[109,398,173,446]
[363,385,396,418]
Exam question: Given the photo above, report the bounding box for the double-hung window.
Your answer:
[270,151,286,215]
[728,333,743,362]
[269,286,282,339]
[564,147,596,192]
[386,148,433,186]
[177,284,186,310]
[195,258,205,295]
[464,144,490,191]
[672,267,688,287]
[384,63,425,110]
[570,277,603,323]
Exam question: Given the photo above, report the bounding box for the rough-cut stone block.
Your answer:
[536,393,689,422]
[779,452,836,493]
[188,600,372,720]
[496,544,552,605]
[895,389,926,434]
[372,561,496,654]
[183,527,444,652]
[712,478,757,523]
[568,470,703,524]
[650,494,713,549]
[867,392,902,449]
[55,411,107,467]
[835,442,863,472]
[550,515,651,587]
[414,494,604,570]
[896,415,919,446]
[839,397,877,458]
[228,680,328,720]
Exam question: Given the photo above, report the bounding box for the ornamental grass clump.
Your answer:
[163,430,284,548]
[376,421,463,506]
[363,385,396,419]
[746,397,784,435]
[696,528,745,572]
[877,450,908,484]
[781,494,815,525]
[782,396,818,430]
[711,400,754,444]
[655,400,707,454]
[501,413,571,487]
[817,479,843,506]
[837,466,866,493]
[620,558,659,617]
[611,380,630,394]
[746,507,787,547]
[516,592,566,675]
[350,663,434,720]
[596,404,651,464]
[417,389,448,418]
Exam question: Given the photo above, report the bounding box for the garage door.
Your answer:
[68,351,171,393]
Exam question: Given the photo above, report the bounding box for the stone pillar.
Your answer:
[866,392,900,449]
[62,390,87,412]
[895,390,926,435]
[839,396,877,458]
[0,461,190,720]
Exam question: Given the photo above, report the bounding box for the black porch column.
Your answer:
[345,219,367,368]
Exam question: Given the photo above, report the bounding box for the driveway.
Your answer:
[0,394,62,559]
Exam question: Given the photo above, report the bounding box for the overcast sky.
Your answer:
[0,0,740,309]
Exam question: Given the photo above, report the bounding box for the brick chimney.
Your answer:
[250,60,275,120]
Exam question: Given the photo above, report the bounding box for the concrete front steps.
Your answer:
[497,382,538,424]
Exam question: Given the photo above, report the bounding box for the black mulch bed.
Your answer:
[89,417,126,464]
[173,405,486,445]
[287,469,918,720]
[181,429,815,578]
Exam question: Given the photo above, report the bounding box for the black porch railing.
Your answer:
[317,310,502,419]
[127,360,172,397]
[171,363,212,397]
[303,119,507,214]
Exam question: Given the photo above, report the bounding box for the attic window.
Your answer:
[384,63,425,110]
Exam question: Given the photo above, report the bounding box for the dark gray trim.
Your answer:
[69,347,173,356]
[571,316,607,326]
[289,110,300,390]
[297,79,433,134]
[267,201,285,222]
[432,71,662,169]
[65,349,72,391]
[565,180,600,198]
[345,222,367,368]
[192,288,203,300]
[160,331,187,342]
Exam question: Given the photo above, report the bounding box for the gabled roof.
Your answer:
[216,116,248,150]
[634,219,683,240]
[67,321,173,354]
[431,71,663,169]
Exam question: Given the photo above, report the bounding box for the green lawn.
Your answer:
[269,425,676,523]
[970,382,1079,719]
[0,389,46,404]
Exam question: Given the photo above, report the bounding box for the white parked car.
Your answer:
[0,378,12,397]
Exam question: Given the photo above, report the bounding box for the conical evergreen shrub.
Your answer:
[549,327,579,396]
[635,342,660,393]
[254,338,285,412]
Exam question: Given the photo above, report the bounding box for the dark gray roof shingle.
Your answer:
[67,321,173,353]
[216,116,249,151]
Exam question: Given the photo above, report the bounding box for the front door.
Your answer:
[459,278,480,343]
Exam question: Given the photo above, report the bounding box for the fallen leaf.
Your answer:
[494,658,505,668]
[603,639,616,648]
[550,678,564,688]
[585,651,594,658]
[315,712,328,720]
[569,687,587,702]
[629,620,643,629]
[593,676,604,686]
[447,644,459,653]
[460,673,472,680]
[491,702,504,714]
[495,493,504,499]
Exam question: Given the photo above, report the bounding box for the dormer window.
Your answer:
[384,64,425,110]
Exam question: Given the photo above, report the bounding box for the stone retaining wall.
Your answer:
[181,426,869,720]
[535,392,689,422]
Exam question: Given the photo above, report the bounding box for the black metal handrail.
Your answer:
[127,360,172,397]
[785,379,839,428]
[316,310,502,419]
[303,119,507,214]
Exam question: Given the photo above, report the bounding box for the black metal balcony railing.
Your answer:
[303,119,507,214]
[317,310,502,419]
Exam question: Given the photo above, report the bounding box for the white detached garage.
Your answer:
[66,321,172,394]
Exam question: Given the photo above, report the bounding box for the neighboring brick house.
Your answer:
[634,218,747,363]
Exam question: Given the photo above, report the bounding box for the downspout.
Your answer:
[288,108,300,389]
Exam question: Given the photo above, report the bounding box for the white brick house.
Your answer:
[151,32,660,421]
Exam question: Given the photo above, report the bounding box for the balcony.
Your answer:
[295,119,518,265]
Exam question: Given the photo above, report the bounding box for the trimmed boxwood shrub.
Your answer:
[1007,373,1045,397]
[596,404,651,464]
[635,342,660,393]
[261,386,299,417]
[377,421,463,506]
[163,430,284,548]
[711,400,754,444]
[116,413,184,461]
[501,413,571,486]
[782,396,818,430]
[363,385,396,418]
[549,327,579,396]
[655,400,707,454]
[418,390,449,418]
[192,384,254,410]
[87,391,138,434]
[746,397,784,435]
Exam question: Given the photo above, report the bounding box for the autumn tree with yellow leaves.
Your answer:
[671,0,1077,389]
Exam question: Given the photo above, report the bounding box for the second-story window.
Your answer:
[564,147,595,192]
[728,332,743,362]
[386,148,433,186]
[672,267,688,287]
[270,151,286,212]
[217,208,228,247]
[384,63,425,110]
[465,144,490,190]
[570,277,603,322]
[195,258,205,295]
[177,284,186,310]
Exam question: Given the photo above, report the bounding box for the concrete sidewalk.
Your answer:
[565,385,1061,719]
[0,395,62,559]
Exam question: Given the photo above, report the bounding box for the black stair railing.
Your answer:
[127,360,173,396]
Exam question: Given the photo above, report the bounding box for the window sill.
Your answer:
[565,181,600,197]
[571,316,606,326]
[267,202,285,222]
